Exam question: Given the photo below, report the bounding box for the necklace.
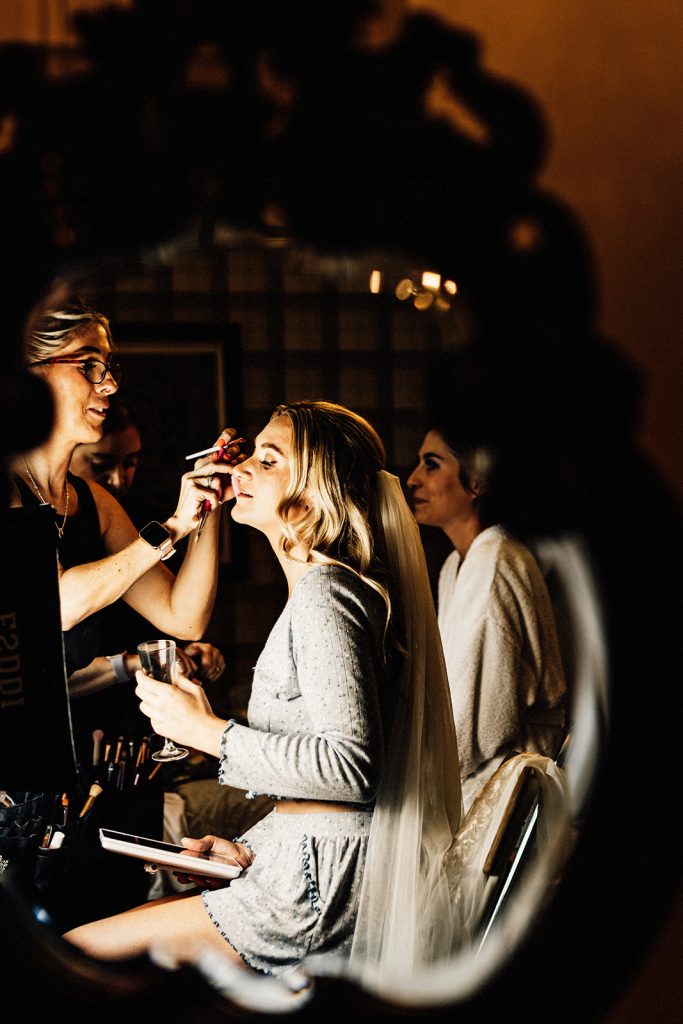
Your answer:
[20,456,70,539]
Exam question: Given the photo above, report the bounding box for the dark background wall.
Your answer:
[417,0,683,502]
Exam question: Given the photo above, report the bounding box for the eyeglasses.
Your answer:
[32,357,122,385]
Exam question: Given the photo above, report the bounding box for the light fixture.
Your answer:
[387,269,458,312]
[421,270,441,291]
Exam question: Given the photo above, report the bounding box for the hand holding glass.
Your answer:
[137,640,189,762]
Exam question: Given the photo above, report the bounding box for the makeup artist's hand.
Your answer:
[176,646,200,679]
[183,641,225,682]
[209,430,247,492]
[166,429,240,540]
[173,834,254,889]
[135,668,227,757]
[194,428,245,507]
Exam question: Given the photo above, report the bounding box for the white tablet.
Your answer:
[99,828,243,880]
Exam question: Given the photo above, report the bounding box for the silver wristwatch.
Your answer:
[139,521,176,561]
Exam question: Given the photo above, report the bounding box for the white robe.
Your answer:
[438,525,566,812]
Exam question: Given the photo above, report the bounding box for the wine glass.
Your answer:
[137,639,189,762]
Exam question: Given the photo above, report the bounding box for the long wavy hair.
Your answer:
[270,400,396,647]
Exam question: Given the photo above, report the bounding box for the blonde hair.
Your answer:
[271,400,395,645]
[25,301,113,365]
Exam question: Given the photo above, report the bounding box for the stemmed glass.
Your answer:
[137,639,189,763]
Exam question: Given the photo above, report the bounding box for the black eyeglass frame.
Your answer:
[30,356,122,385]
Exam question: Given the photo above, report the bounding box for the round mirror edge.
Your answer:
[0,236,614,1021]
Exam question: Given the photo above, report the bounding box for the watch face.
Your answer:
[140,521,170,548]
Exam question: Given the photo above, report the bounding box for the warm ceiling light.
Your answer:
[395,278,416,300]
[369,269,382,293]
[421,270,441,291]
[414,291,434,310]
[443,279,457,295]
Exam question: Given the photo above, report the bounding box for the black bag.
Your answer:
[0,792,59,893]
[0,506,164,931]
[1,776,164,932]
[0,782,89,913]
[0,506,78,793]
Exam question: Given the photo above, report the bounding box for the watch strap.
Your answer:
[106,653,131,683]
[139,521,176,561]
[158,537,175,561]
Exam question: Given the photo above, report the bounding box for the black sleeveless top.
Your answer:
[14,472,106,675]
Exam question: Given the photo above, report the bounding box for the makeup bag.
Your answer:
[0,790,91,904]
[0,778,164,932]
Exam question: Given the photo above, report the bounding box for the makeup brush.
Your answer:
[134,737,148,784]
[116,750,127,791]
[79,782,103,818]
[92,728,104,767]
[60,792,69,826]
[194,437,247,542]
[114,735,124,764]
[185,438,246,461]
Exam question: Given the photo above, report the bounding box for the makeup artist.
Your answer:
[8,299,233,705]
[67,396,226,735]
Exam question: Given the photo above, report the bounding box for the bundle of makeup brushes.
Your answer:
[91,729,163,791]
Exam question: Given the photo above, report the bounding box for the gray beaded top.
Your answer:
[219,564,391,804]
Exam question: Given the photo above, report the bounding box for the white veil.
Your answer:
[347,471,463,994]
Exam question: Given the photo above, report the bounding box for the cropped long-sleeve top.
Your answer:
[218,564,391,805]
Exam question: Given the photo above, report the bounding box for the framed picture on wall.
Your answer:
[112,322,242,565]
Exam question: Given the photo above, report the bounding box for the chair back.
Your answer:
[445,752,571,955]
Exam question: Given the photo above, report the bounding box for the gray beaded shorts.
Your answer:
[201,807,373,977]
